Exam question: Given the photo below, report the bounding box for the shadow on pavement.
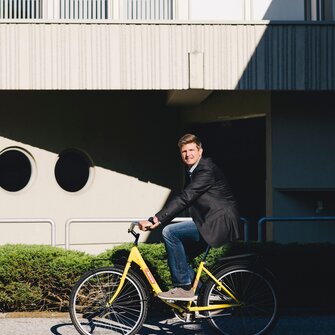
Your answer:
[48,312,335,335]
[140,318,210,335]
[49,317,210,335]
[51,322,76,335]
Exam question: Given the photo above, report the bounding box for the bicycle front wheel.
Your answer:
[199,265,277,335]
[69,265,148,335]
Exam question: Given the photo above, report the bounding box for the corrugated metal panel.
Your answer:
[0,23,334,90]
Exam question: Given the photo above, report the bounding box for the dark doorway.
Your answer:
[186,117,266,240]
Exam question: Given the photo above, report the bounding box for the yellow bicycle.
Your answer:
[69,222,278,335]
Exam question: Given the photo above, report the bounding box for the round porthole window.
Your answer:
[55,149,94,193]
[0,147,35,192]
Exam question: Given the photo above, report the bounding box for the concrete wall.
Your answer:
[0,90,182,253]
[269,91,335,243]
[2,90,334,248]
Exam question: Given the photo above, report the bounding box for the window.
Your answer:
[0,147,35,192]
[126,0,174,20]
[0,0,42,19]
[55,149,94,193]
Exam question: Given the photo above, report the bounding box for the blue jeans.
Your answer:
[162,220,207,288]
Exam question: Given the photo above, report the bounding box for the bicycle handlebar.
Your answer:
[128,221,154,233]
[128,221,154,245]
[128,221,139,233]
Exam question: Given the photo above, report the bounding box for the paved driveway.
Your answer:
[1,311,335,335]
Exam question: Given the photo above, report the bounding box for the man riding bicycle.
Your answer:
[139,133,240,301]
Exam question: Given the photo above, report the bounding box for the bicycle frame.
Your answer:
[107,223,240,313]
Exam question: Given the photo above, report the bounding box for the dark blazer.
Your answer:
[155,157,240,247]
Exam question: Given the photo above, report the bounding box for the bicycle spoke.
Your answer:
[200,266,277,335]
[70,267,148,335]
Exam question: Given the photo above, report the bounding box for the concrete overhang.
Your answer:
[166,90,212,106]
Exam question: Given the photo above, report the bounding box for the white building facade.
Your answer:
[1,0,335,252]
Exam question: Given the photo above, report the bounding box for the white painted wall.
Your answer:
[0,136,171,253]
[0,90,182,254]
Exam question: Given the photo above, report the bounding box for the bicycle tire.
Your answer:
[199,264,278,335]
[69,265,148,335]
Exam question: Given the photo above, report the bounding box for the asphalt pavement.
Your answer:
[1,310,335,335]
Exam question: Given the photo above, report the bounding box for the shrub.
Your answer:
[0,242,334,312]
[0,244,94,312]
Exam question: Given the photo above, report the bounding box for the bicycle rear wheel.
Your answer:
[199,264,277,335]
[69,265,148,335]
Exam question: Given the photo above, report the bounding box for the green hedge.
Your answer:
[0,242,334,312]
[0,244,94,312]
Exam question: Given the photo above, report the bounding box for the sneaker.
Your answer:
[158,287,196,301]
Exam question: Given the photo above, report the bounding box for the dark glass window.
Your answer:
[55,149,93,192]
[0,149,32,192]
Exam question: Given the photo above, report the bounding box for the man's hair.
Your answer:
[178,133,202,149]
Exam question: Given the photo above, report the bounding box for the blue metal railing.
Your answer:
[240,217,250,242]
[257,216,335,242]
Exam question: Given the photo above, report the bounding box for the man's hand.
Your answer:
[138,218,160,231]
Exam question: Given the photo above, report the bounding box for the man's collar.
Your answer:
[188,157,202,173]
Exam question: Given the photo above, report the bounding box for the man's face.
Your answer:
[180,142,203,167]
